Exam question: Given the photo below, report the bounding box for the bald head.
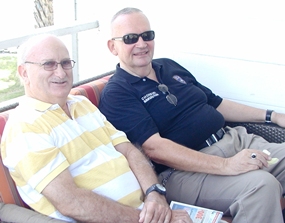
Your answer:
[17,34,67,66]
[110,8,151,39]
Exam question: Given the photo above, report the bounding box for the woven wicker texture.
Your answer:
[226,122,285,143]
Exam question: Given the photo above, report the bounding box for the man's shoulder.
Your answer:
[103,71,131,94]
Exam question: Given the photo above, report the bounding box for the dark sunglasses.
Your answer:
[112,30,155,44]
[25,59,76,71]
[158,84,178,106]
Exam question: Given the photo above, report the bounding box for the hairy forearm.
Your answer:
[143,136,227,175]
[60,188,140,223]
[42,170,140,223]
[116,142,158,193]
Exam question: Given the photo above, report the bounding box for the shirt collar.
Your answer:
[20,96,73,112]
[115,61,162,84]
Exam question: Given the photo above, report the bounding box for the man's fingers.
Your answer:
[263,149,279,165]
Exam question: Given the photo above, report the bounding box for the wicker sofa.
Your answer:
[0,70,284,223]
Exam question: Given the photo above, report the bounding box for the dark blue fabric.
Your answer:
[99,58,225,173]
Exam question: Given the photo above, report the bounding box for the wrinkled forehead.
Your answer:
[111,12,151,36]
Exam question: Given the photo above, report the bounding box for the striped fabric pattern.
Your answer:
[1,95,143,221]
[0,75,112,210]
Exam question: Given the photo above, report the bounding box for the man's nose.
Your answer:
[54,64,67,78]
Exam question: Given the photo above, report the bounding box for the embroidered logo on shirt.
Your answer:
[173,75,186,84]
[141,92,159,103]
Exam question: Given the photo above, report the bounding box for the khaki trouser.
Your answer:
[158,126,285,223]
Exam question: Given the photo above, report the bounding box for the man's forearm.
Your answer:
[216,99,266,122]
[72,190,140,222]
[115,142,159,193]
[142,135,228,175]
[129,148,159,193]
[42,170,141,223]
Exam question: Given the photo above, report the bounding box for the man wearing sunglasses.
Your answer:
[1,34,191,223]
[99,7,285,223]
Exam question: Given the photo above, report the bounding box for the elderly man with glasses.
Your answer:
[99,7,285,223]
[1,34,192,223]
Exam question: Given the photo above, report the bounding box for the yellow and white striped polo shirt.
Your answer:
[1,95,143,222]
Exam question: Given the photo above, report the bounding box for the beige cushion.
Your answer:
[0,202,66,223]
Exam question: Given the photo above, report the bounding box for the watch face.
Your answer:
[146,184,166,196]
[156,184,166,192]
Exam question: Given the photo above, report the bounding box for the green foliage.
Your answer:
[0,55,25,103]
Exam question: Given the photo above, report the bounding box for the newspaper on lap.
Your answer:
[170,201,224,223]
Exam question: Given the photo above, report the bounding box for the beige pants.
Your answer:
[158,126,285,223]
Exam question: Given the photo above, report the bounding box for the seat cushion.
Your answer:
[0,111,27,207]
[0,203,65,223]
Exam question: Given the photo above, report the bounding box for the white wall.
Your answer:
[0,0,34,39]
[162,1,285,113]
[1,1,283,111]
[49,0,285,113]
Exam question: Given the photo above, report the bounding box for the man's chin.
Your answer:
[134,58,152,67]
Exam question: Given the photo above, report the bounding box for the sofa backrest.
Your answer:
[70,75,111,106]
[0,73,112,207]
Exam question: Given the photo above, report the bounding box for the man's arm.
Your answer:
[216,99,285,127]
[115,142,172,223]
[42,169,140,223]
[142,133,270,176]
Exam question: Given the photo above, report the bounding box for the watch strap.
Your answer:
[265,109,274,123]
[146,184,166,196]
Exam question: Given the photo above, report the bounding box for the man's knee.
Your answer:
[248,170,282,199]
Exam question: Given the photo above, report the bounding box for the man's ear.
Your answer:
[107,40,118,56]
[18,64,29,83]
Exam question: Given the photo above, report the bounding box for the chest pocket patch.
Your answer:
[173,75,186,84]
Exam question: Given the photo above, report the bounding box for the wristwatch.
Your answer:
[146,184,166,196]
[265,109,274,123]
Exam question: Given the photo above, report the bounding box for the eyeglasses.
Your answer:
[158,84,178,106]
[24,59,76,71]
[112,30,155,44]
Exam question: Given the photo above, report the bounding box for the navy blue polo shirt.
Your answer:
[99,58,225,173]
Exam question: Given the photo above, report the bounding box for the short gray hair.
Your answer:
[111,7,142,24]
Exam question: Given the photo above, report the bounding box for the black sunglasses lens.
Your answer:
[142,31,155,41]
[123,31,155,44]
[123,34,139,44]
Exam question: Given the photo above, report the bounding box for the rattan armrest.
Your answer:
[225,122,285,143]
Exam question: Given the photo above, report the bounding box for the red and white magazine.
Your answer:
[170,201,224,223]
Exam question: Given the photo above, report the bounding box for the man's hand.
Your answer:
[139,193,193,223]
[139,193,171,223]
[170,210,193,223]
[223,149,271,175]
[272,112,285,128]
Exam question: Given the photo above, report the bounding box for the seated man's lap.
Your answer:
[158,126,285,215]
[162,169,282,217]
